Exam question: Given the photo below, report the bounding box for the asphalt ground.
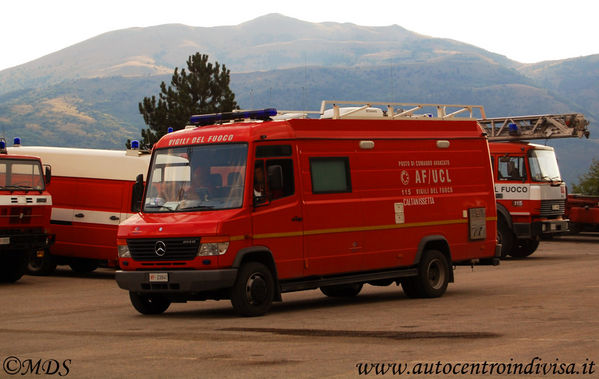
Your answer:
[1,234,598,378]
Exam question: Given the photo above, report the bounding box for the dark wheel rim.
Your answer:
[245,273,268,305]
[426,258,445,290]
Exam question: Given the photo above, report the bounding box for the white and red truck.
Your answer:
[8,143,150,274]
[0,138,53,282]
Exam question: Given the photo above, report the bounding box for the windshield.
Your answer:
[143,143,248,212]
[528,149,562,182]
[0,158,45,191]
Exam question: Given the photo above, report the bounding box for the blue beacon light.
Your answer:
[13,137,21,146]
[189,108,277,126]
[131,140,140,149]
[167,127,174,133]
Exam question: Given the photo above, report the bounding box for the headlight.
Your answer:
[117,239,131,258]
[197,238,229,256]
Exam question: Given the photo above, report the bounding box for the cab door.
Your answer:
[251,144,304,280]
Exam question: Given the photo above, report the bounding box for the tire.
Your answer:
[320,283,363,297]
[0,253,28,283]
[509,238,540,258]
[69,259,99,273]
[27,249,57,276]
[129,292,171,315]
[497,218,515,258]
[568,222,582,235]
[401,249,449,298]
[230,262,274,317]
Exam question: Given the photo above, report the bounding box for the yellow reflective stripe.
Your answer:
[248,216,497,240]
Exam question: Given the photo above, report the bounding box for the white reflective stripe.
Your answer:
[0,194,52,206]
[51,207,122,226]
[51,207,73,222]
[510,212,531,216]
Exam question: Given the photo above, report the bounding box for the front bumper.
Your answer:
[115,269,238,293]
[513,219,568,238]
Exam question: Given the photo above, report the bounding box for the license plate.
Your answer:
[0,237,9,245]
[149,273,168,282]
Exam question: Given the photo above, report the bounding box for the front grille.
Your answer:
[127,238,200,261]
[540,199,565,217]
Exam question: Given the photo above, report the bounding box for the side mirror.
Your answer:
[131,174,144,212]
[44,165,51,185]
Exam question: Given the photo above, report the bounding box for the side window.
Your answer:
[253,145,295,205]
[497,156,526,181]
[310,157,351,194]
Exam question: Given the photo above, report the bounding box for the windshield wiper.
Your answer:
[178,205,215,211]
[2,185,34,190]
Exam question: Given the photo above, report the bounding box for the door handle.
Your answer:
[74,213,84,218]
[110,216,120,221]
[291,216,303,222]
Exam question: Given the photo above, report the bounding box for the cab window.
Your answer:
[497,156,526,181]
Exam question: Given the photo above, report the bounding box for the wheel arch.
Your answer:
[232,246,281,301]
[413,236,454,283]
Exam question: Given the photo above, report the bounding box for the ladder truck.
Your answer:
[281,101,590,258]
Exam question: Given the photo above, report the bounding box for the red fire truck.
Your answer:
[7,144,150,274]
[478,114,589,257]
[116,103,500,317]
[565,194,599,234]
[0,138,53,282]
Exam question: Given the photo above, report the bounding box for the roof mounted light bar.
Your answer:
[189,108,277,126]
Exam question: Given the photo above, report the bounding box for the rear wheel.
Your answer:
[69,258,99,273]
[497,218,515,258]
[230,262,274,317]
[320,283,363,297]
[129,292,171,315]
[509,238,540,258]
[27,249,57,276]
[401,249,449,298]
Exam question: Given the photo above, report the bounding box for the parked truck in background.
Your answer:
[7,144,150,275]
[565,193,599,234]
[478,113,589,257]
[0,138,53,282]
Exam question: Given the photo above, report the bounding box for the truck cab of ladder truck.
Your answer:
[490,142,567,258]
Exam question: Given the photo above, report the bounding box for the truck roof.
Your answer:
[158,117,485,149]
[7,146,151,181]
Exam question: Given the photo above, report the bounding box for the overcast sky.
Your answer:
[1,0,598,71]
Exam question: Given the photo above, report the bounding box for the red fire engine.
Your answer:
[0,138,53,282]
[7,144,150,274]
[479,114,589,257]
[116,102,500,316]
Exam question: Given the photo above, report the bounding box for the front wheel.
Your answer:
[0,254,28,283]
[129,292,171,315]
[230,262,274,317]
[509,238,540,258]
[27,249,57,276]
[401,249,449,298]
[497,218,515,258]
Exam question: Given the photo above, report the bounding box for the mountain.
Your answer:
[0,13,597,184]
[0,13,514,95]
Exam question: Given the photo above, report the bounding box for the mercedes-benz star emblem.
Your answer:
[154,241,167,257]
